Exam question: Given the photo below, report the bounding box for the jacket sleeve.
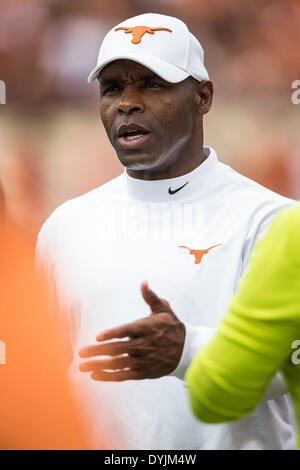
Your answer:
[185,205,300,422]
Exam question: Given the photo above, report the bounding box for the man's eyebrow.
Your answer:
[136,73,164,82]
[98,72,165,86]
[97,76,118,87]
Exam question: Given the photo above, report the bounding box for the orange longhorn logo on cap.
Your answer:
[114,26,172,44]
[179,244,221,265]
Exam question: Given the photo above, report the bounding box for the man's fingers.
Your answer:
[141,281,159,307]
[96,318,149,342]
[79,335,147,358]
[79,341,131,358]
[79,355,131,372]
[141,281,170,313]
[90,369,143,382]
[141,281,163,311]
[95,284,171,343]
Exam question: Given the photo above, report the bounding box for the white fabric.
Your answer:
[37,147,296,450]
[87,13,209,83]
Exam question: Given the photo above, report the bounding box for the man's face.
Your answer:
[98,60,200,176]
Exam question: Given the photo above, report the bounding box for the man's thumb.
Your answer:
[141,281,164,312]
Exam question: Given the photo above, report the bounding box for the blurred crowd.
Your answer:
[0,0,299,233]
[1,0,300,102]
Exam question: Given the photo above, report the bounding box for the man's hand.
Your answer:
[78,281,185,381]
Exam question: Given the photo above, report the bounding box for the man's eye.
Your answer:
[144,81,161,88]
[101,85,119,95]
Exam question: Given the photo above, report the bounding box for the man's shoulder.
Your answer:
[44,173,124,221]
[37,173,124,241]
[65,172,124,208]
[217,159,295,208]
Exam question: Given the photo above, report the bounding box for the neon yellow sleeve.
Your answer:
[185,205,300,442]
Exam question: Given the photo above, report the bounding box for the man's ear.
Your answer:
[194,80,213,116]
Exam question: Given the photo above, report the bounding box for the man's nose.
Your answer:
[118,86,144,114]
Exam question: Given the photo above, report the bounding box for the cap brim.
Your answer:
[87,53,190,84]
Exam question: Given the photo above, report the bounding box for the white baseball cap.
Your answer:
[87,13,209,84]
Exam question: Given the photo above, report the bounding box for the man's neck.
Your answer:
[126,147,209,181]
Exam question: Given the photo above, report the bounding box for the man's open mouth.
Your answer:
[117,123,151,148]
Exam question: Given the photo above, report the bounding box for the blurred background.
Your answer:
[0,0,299,234]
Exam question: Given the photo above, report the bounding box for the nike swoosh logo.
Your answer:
[168,181,189,195]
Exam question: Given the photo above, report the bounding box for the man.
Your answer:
[37,13,296,449]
